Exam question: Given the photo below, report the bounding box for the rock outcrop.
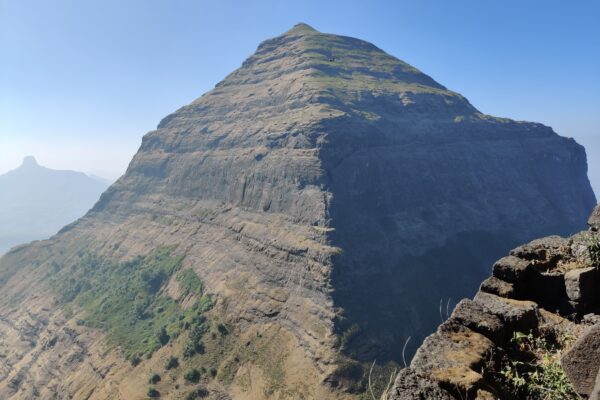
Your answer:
[392,205,600,399]
[0,24,596,399]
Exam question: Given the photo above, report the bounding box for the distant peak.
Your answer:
[22,156,38,168]
[285,23,318,36]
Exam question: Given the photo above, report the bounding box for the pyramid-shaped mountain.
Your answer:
[0,24,595,399]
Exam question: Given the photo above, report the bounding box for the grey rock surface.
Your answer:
[473,291,539,333]
[589,204,600,231]
[562,324,600,396]
[492,256,532,283]
[590,368,600,400]
[479,276,515,298]
[446,299,505,344]
[510,235,571,265]
[565,267,600,303]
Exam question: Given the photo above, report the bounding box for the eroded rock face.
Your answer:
[591,370,600,400]
[562,324,600,396]
[0,23,596,398]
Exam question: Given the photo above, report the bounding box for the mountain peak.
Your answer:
[284,22,318,36]
[21,156,38,168]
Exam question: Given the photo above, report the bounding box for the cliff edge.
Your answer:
[392,204,600,399]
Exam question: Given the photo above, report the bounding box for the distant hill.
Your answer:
[0,156,108,254]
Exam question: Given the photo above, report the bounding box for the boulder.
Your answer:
[584,313,600,326]
[473,291,538,333]
[492,256,532,284]
[561,324,600,396]
[388,368,453,400]
[510,235,571,269]
[570,231,595,266]
[588,204,600,231]
[444,299,505,344]
[479,276,515,298]
[411,326,494,396]
[565,267,600,304]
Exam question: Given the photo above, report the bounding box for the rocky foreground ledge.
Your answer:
[391,205,600,400]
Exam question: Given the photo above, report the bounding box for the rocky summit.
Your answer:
[0,24,595,399]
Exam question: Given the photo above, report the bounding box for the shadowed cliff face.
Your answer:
[0,23,595,398]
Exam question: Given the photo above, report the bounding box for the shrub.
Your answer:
[148,373,161,384]
[183,341,196,358]
[185,386,209,399]
[209,367,217,378]
[147,387,160,397]
[217,323,229,335]
[130,354,141,367]
[501,332,577,400]
[184,368,201,383]
[588,234,600,268]
[165,356,179,370]
[156,326,170,345]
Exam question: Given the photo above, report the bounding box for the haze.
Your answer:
[1,0,599,189]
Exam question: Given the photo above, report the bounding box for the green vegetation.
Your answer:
[147,387,160,398]
[148,373,161,384]
[501,331,577,400]
[183,316,208,358]
[177,268,204,297]
[361,361,398,400]
[165,356,179,370]
[588,233,600,268]
[217,323,229,335]
[184,368,201,383]
[184,387,209,399]
[50,247,213,359]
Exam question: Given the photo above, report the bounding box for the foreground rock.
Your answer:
[392,204,600,399]
[562,324,600,396]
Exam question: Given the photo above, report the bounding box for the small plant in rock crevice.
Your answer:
[500,331,578,400]
[587,233,600,268]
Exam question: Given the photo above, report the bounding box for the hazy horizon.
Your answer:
[2,0,599,190]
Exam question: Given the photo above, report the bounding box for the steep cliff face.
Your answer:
[0,24,595,399]
[390,205,600,400]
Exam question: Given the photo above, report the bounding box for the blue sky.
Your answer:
[1,0,599,192]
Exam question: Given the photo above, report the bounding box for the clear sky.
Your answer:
[1,1,599,192]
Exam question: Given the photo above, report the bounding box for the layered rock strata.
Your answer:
[0,23,596,398]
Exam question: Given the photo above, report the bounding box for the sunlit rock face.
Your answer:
[0,23,595,399]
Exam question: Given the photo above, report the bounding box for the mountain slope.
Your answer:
[0,156,108,255]
[0,24,595,399]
